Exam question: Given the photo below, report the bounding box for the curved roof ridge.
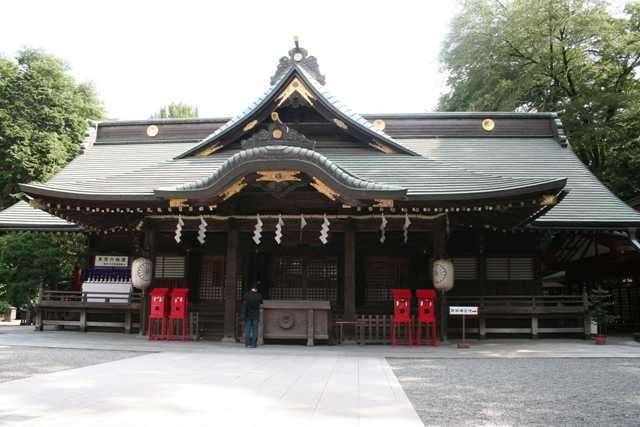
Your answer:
[158,145,405,194]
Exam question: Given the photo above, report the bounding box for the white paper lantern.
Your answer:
[131,257,153,290]
[433,259,454,292]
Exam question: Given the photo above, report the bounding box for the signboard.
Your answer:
[449,306,479,316]
[95,255,129,268]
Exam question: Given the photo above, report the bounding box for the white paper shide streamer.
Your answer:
[403,212,411,244]
[299,214,307,240]
[197,216,208,245]
[379,213,388,243]
[174,215,184,243]
[275,214,284,245]
[319,214,330,245]
[253,214,263,245]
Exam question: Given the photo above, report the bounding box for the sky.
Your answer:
[0,0,459,120]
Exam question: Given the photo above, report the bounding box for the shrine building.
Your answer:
[2,41,640,341]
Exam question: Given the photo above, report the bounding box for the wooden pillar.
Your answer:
[139,227,156,336]
[344,224,356,322]
[433,218,448,342]
[223,227,239,342]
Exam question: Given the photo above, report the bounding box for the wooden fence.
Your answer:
[354,295,590,344]
[35,290,142,333]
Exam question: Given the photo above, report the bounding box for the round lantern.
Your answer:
[131,257,153,290]
[433,259,454,292]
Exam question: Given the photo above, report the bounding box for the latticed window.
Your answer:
[199,256,225,300]
[486,257,534,281]
[365,256,409,303]
[154,256,185,279]
[270,256,337,301]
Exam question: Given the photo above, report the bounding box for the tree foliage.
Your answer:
[0,232,87,308]
[0,49,103,209]
[151,102,199,119]
[439,0,640,200]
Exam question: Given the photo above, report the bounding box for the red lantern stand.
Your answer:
[391,288,413,346]
[415,289,437,346]
[148,288,170,340]
[168,288,190,341]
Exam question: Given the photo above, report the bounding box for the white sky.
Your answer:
[0,0,459,120]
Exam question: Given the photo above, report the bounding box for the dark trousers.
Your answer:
[245,319,259,347]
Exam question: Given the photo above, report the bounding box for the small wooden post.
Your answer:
[531,315,539,338]
[258,306,264,346]
[307,309,315,346]
[124,312,132,334]
[583,289,592,339]
[479,316,487,338]
[80,310,87,332]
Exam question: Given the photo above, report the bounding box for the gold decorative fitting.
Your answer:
[369,141,396,154]
[196,144,223,157]
[374,199,394,208]
[481,118,495,132]
[293,52,304,62]
[541,194,557,206]
[372,119,386,131]
[146,125,159,137]
[169,198,188,208]
[272,129,284,139]
[271,111,280,121]
[310,177,339,201]
[276,77,315,107]
[243,119,258,132]
[333,118,348,130]
[29,199,44,209]
[256,171,301,182]
[220,178,247,201]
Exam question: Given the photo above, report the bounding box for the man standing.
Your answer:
[241,284,263,348]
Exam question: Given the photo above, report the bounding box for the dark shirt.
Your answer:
[242,290,263,321]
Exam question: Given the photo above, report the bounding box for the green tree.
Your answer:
[151,102,199,119]
[0,49,104,209]
[438,0,640,199]
[0,232,87,309]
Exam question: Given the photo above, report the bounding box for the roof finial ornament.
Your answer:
[270,38,326,86]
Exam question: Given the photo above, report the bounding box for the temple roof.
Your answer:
[0,201,80,231]
[10,42,640,229]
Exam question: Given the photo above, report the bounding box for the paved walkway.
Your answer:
[1,326,639,426]
[0,327,422,427]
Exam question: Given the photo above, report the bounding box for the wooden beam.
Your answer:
[222,227,239,342]
[343,223,356,322]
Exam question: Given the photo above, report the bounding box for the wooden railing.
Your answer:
[39,290,142,306]
[353,294,590,343]
[447,295,587,314]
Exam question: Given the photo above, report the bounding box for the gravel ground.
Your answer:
[0,345,144,383]
[389,357,640,427]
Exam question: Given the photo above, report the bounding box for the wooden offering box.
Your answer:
[258,300,331,346]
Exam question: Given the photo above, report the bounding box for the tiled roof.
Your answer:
[0,201,80,231]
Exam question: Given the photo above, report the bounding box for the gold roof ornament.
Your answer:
[481,118,495,132]
[333,118,348,130]
[243,119,258,132]
[276,77,316,107]
[541,194,558,206]
[372,119,386,131]
[220,178,248,201]
[272,129,284,139]
[146,125,159,137]
[256,171,302,183]
[310,177,339,201]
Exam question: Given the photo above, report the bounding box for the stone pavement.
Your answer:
[0,326,639,427]
[0,327,422,427]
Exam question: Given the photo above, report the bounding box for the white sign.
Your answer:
[95,255,129,268]
[449,306,479,316]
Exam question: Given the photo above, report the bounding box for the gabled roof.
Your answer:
[177,50,417,158]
